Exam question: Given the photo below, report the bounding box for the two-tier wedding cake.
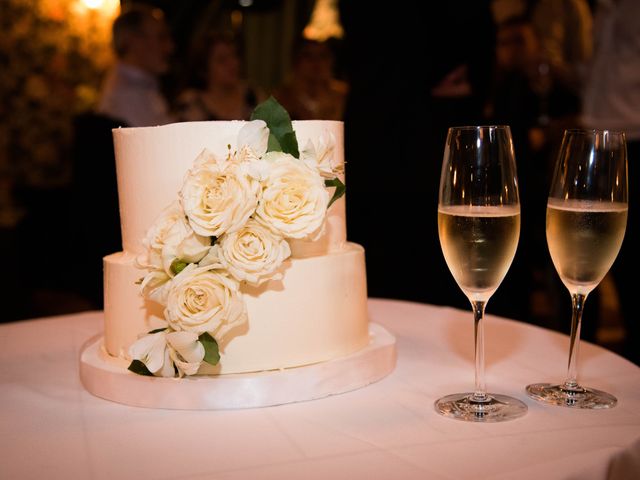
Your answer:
[81,99,395,408]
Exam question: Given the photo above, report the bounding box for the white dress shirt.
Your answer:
[582,0,640,140]
[98,63,174,128]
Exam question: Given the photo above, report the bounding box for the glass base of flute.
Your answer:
[525,292,618,410]
[525,384,617,409]
[435,393,528,422]
[524,293,619,411]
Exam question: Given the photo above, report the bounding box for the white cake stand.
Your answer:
[79,323,396,410]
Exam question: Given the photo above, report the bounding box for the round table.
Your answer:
[1,298,639,480]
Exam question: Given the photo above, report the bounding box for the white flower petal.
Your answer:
[170,350,201,376]
[166,331,205,364]
[128,333,157,360]
[300,132,336,178]
[148,279,172,305]
[140,270,171,302]
[160,216,210,276]
[192,149,218,168]
[147,334,169,373]
[157,346,176,377]
[199,246,223,268]
[300,139,317,168]
[238,120,268,158]
[245,158,271,182]
[129,332,168,374]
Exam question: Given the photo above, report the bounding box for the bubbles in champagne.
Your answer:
[546,199,627,295]
[438,205,520,302]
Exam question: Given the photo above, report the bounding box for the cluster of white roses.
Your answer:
[128,119,341,377]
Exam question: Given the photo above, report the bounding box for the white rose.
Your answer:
[129,330,205,377]
[164,263,247,339]
[160,216,211,275]
[255,152,329,239]
[138,202,183,271]
[180,150,259,237]
[137,202,210,302]
[138,202,209,276]
[300,131,341,178]
[216,219,291,285]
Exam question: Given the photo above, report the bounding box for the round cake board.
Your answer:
[79,323,396,410]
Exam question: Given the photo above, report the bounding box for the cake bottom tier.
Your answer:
[103,243,369,374]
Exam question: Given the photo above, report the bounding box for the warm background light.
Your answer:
[303,0,343,41]
[77,0,119,15]
[0,0,120,193]
[82,0,104,9]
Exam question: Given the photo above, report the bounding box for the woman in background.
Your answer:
[177,32,264,121]
[274,38,347,121]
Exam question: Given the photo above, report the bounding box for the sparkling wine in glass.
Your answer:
[526,129,628,409]
[436,125,527,422]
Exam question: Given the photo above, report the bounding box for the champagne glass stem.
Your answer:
[471,300,487,402]
[565,293,587,391]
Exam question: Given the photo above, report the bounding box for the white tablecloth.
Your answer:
[1,298,639,480]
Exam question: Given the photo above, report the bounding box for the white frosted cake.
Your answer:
[103,114,370,376]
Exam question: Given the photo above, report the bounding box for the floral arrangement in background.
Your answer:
[128,97,345,378]
[0,0,117,191]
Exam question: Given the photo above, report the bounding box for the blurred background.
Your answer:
[0,0,638,365]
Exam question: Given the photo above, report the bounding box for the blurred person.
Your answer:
[70,5,176,307]
[492,15,581,137]
[491,16,548,323]
[582,0,640,365]
[98,6,174,127]
[530,0,593,94]
[490,15,583,328]
[176,32,264,121]
[339,2,495,310]
[274,38,347,120]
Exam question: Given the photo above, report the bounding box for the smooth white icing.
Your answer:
[104,244,369,374]
[104,119,369,375]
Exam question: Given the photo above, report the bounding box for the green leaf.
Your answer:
[128,360,154,376]
[267,133,282,152]
[251,96,299,158]
[148,328,167,334]
[325,177,346,208]
[199,332,220,366]
[279,132,299,157]
[170,259,188,275]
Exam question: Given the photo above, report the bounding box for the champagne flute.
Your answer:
[436,126,527,422]
[526,129,628,409]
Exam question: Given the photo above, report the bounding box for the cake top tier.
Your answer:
[112,120,346,257]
